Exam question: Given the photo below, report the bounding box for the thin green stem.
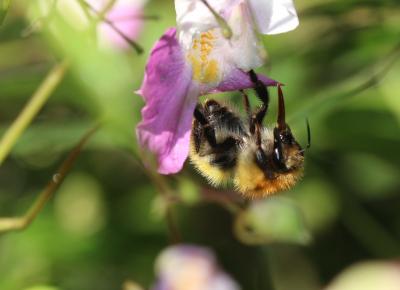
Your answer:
[131,151,182,243]
[166,208,181,244]
[76,0,93,21]
[0,60,69,166]
[97,0,117,21]
[0,0,13,25]
[200,0,232,39]
[0,125,99,233]
[79,0,143,54]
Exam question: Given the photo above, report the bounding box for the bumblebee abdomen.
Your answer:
[189,100,244,186]
[189,140,233,186]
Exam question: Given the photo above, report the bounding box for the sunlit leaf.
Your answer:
[342,153,400,199]
[55,172,107,237]
[234,197,311,245]
[291,180,340,232]
[178,178,200,205]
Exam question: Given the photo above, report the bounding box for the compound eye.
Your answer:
[273,147,284,167]
[280,126,295,144]
[272,127,288,171]
[255,148,276,180]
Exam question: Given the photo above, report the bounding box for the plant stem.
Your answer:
[0,60,69,166]
[130,152,182,243]
[97,0,117,20]
[76,0,94,21]
[79,0,143,54]
[166,208,181,244]
[200,0,232,39]
[0,124,99,233]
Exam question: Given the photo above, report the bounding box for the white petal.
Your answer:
[247,0,299,35]
[175,0,240,49]
[181,2,265,88]
[226,2,266,70]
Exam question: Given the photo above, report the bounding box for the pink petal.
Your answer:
[153,245,240,290]
[212,68,277,93]
[136,28,195,174]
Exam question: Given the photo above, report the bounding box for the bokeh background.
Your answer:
[0,0,400,289]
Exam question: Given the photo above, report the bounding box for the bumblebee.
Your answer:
[189,70,309,198]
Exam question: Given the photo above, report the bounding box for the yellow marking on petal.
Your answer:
[192,39,198,49]
[187,29,220,84]
[188,54,202,82]
[201,31,214,39]
[202,59,219,83]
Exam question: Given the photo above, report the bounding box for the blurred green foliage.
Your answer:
[0,0,13,25]
[0,0,399,289]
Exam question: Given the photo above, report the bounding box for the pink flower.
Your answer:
[153,245,240,290]
[96,0,147,50]
[37,0,147,50]
[137,0,299,174]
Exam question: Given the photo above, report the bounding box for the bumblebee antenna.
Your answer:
[277,84,286,130]
[299,118,311,154]
[305,118,311,149]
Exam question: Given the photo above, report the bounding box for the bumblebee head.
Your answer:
[270,85,307,173]
[234,131,305,198]
[234,85,308,198]
[272,125,304,172]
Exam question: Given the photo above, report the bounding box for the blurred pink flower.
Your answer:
[95,0,147,50]
[38,0,147,50]
[136,0,299,174]
[153,245,240,290]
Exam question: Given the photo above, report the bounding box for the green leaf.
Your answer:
[234,197,311,245]
[291,180,340,232]
[178,178,200,205]
[342,153,400,199]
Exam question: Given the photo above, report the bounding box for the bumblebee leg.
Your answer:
[204,99,221,113]
[240,90,252,123]
[250,106,268,134]
[249,70,270,114]
[193,103,208,126]
[192,118,202,153]
[193,104,217,147]
[248,70,270,134]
